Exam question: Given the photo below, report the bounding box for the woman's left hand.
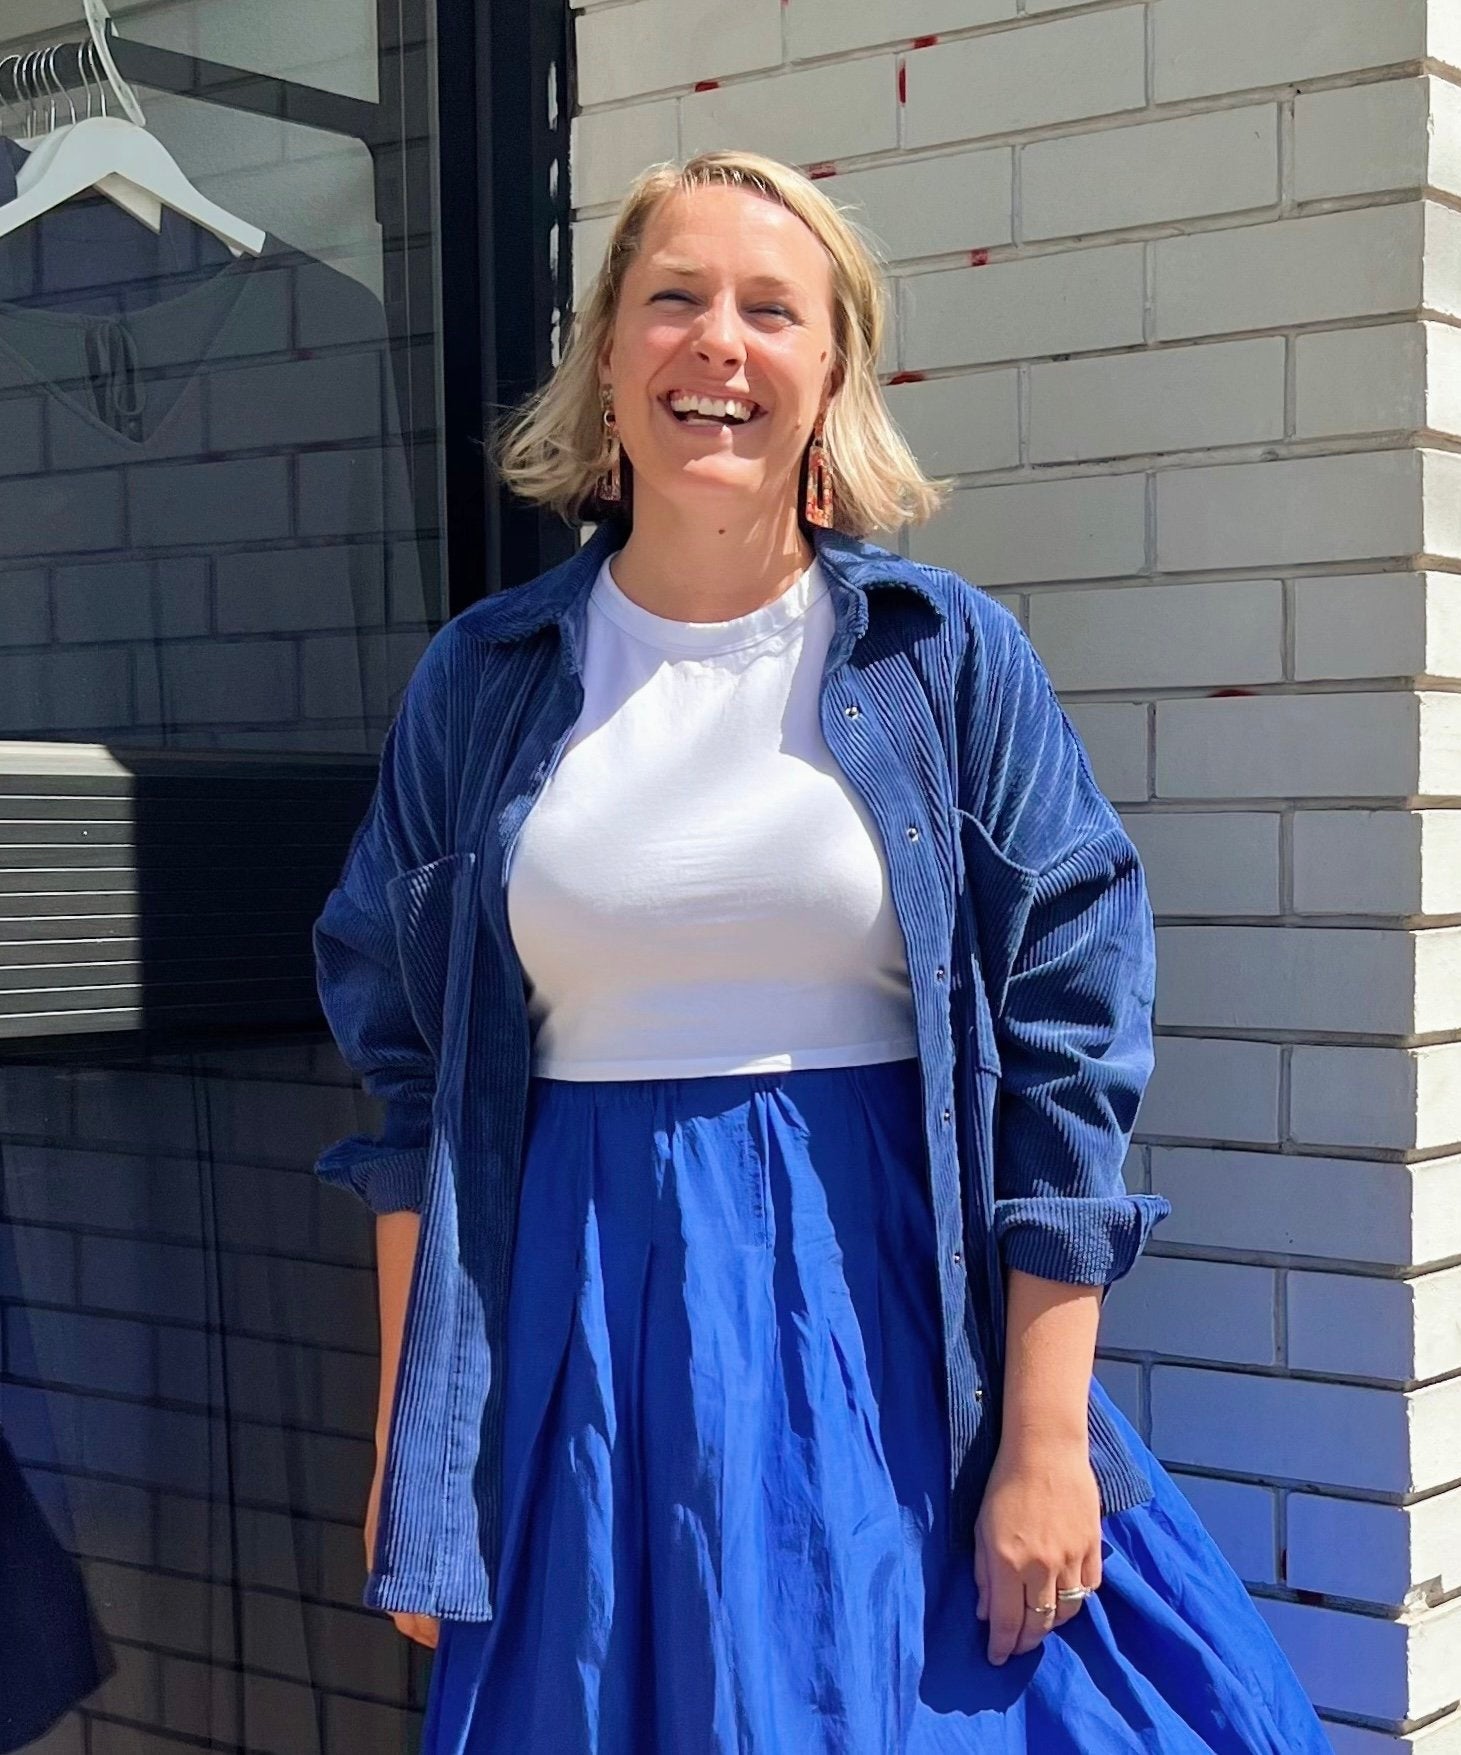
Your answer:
[972,1436,1102,1665]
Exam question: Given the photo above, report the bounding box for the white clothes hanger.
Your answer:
[2,36,161,232]
[0,0,265,259]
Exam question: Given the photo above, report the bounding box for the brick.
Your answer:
[909,471,1147,585]
[324,1696,424,1751]
[902,243,1145,370]
[1158,449,1423,574]
[1288,1483,1461,1607]
[1423,447,1461,562]
[1289,1262,1461,1381]
[786,0,1012,60]
[0,566,48,642]
[1428,321,1461,443]
[132,457,292,548]
[571,99,678,211]
[1154,0,1426,104]
[1101,1256,1277,1364]
[160,1653,321,1750]
[904,7,1146,149]
[573,214,616,300]
[1294,77,1428,201]
[80,1236,209,1324]
[1328,1723,1461,1755]
[1092,1357,1143,1431]
[53,558,209,643]
[1062,702,1148,802]
[1294,322,1425,440]
[1155,692,1423,801]
[1029,339,1284,463]
[574,0,782,105]
[1152,206,1423,341]
[1417,926,1461,1035]
[5,1309,155,1399]
[1319,799,1430,911]
[681,58,900,167]
[1431,75,1461,199]
[1139,1036,1283,1145]
[1421,812,1461,912]
[0,648,133,737]
[1023,106,1279,241]
[1151,1365,1461,1493]
[155,639,298,726]
[1292,809,1422,914]
[1258,1594,1461,1725]
[0,1223,75,1303]
[214,547,382,638]
[1027,579,1284,690]
[20,1715,85,1755]
[1150,1146,1447,1266]
[1290,1042,1461,1157]
[1426,202,1461,322]
[1168,1475,1277,1584]
[1156,923,1424,1035]
[1292,573,1461,684]
[1122,811,1282,916]
[885,369,1020,477]
[827,149,1013,262]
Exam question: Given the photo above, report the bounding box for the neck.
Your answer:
[606,485,816,622]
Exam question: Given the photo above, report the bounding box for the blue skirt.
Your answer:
[422,1061,1331,1753]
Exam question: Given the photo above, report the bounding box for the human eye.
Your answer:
[650,288,696,304]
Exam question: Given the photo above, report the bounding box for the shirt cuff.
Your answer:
[315,1137,428,1215]
[992,1193,1172,1288]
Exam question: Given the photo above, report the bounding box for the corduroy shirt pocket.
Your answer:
[385,850,479,1066]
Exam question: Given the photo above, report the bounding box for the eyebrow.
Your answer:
[651,261,801,294]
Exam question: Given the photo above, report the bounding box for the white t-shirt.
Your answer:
[504,553,918,1080]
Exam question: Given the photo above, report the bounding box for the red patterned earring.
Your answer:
[597,385,622,504]
[804,415,833,529]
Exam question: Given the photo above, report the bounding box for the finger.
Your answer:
[1083,1546,1104,1594]
[973,1533,989,1623]
[393,1612,439,1649]
[987,1567,1026,1667]
[1012,1569,1059,1656]
[1053,1570,1086,1630]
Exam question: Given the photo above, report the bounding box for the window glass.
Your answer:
[0,4,447,1747]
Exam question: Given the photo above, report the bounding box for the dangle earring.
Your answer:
[597,385,622,505]
[803,415,834,529]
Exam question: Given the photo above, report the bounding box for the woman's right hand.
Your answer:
[365,1449,440,1649]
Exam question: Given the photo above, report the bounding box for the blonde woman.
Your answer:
[313,151,1330,1751]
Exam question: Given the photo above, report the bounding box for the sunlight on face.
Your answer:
[601,184,838,522]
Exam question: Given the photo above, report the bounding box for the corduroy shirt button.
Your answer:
[906,826,920,842]
[844,703,861,719]
[934,966,946,982]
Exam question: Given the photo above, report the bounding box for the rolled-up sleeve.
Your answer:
[312,633,454,1215]
[971,612,1170,1289]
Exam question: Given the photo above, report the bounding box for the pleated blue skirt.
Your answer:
[422,1060,1332,1753]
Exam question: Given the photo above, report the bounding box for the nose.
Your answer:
[693,293,746,369]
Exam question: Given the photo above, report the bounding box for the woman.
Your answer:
[313,151,1332,1751]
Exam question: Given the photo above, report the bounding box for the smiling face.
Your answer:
[599,183,840,523]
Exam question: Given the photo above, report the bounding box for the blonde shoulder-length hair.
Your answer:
[494,150,948,539]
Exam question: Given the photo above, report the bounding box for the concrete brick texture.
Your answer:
[558,0,1461,1739]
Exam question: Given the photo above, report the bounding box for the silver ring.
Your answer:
[1056,1586,1093,1601]
[1028,1601,1056,1617]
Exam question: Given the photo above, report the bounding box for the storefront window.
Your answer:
[0,1,526,1746]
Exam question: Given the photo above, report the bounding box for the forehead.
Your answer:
[633,185,834,290]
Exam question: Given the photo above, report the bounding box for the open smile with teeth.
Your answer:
[665,391,762,426]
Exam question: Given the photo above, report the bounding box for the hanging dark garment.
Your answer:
[0,1424,113,1752]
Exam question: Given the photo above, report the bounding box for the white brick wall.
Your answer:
[569,0,1461,1736]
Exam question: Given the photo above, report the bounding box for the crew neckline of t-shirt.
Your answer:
[590,555,827,656]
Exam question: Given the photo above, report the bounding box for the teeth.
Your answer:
[667,392,757,422]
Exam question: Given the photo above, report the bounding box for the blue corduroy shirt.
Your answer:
[313,521,1172,1621]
